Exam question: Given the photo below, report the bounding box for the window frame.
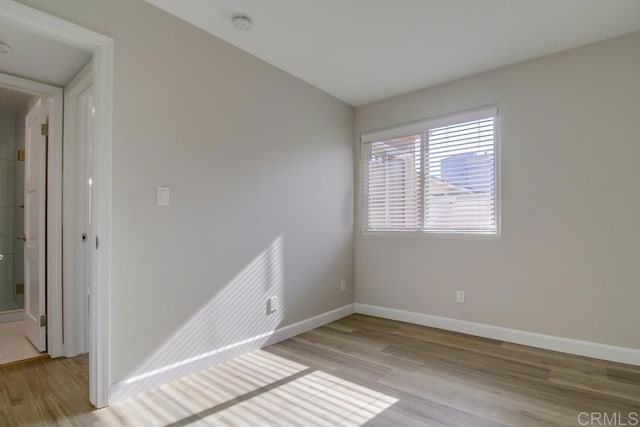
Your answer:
[359,105,501,238]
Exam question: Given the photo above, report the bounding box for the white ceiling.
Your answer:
[146,0,640,106]
[0,19,91,87]
[0,86,31,117]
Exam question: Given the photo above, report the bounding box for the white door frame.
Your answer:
[63,62,93,358]
[0,73,63,357]
[0,0,113,408]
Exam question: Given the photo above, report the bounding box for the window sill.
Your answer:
[360,230,501,240]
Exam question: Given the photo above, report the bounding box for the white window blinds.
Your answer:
[363,107,498,235]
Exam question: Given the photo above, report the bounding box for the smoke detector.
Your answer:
[232,15,253,32]
[0,39,10,55]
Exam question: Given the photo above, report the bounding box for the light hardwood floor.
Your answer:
[0,314,639,426]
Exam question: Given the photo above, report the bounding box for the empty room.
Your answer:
[0,0,639,426]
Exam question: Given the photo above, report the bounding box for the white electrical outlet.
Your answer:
[340,280,346,292]
[267,296,279,313]
[456,290,465,304]
[156,186,170,205]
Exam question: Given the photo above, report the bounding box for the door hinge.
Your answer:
[40,123,49,136]
[40,315,47,327]
[96,236,99,250]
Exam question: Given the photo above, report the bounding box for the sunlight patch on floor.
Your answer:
[197,370,398,426]
[93,349,397,426]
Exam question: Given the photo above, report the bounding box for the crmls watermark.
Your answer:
[578,412,639,426]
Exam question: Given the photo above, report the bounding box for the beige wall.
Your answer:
[16,0,640,395]
[18,0,355,386]
[355,31,640,350]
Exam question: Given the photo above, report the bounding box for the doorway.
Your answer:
[0,0,113,408]
[0,79,63,363]
[0,87,43,364]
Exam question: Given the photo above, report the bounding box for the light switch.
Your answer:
[156,186,170,206]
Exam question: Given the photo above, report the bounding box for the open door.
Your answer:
[24,99,48,352]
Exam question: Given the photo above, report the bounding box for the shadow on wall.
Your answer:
[111,236,286,402]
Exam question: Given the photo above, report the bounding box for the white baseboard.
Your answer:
[110,303,355,403]
[264,303,355,345]
[355,303,640,366]
[0,309,23,324]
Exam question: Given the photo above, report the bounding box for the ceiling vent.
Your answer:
[232,15,253,32]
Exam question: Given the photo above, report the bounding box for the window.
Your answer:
[362,107,498,235]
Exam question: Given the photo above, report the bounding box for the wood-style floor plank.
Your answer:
[0,314,638,426]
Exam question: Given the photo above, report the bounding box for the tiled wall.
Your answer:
[14,116,24,309]
[0,116,16,311]
[0,115,24,312]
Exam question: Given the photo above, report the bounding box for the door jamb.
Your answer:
[0,0,114,408]
[63,62,93,358]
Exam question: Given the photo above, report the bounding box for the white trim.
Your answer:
[0,73,64,358]
[0,309,24,323]
[91,37,114,409]
[361,230,501,239]
[0,0,114,408]
[63,63,93,358]
[0,0,107,50]
[359,104,501,238]
[46,91,63,359]
[361,105,498,143]
[493,109,502,238]
[110,304,355,403]
[266,304,355,343]
[355,303,640,366]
